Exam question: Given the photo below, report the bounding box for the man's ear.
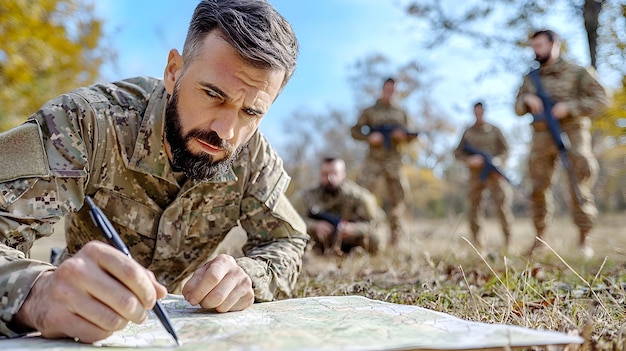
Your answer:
[164,49,183,94]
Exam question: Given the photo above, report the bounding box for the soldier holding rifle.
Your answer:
[293,157,384,255]
[454,102,513,252]
[515,29,608,257]
[350,78,418,245]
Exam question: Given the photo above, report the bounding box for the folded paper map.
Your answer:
[1,294,583,350]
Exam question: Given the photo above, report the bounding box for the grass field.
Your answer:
[30,213,626,350]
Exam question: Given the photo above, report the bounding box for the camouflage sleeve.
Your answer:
[0,93,93,337]
[237,133,309,301]
[564,68,608,118]
[514,75,536,116]
[453,131,469,162]
[350,108,371,141]
[289,190,316,236]
[347,190,379,236]
[494,127,509,162]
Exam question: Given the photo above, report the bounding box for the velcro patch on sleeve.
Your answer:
[0,122,49,182]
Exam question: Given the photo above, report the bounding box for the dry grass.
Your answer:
[30,214,626,350]
[293,214,626,351]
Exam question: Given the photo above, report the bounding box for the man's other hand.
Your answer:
[182,254,254,313]
[522,94,544,115]
[14,241,167,343]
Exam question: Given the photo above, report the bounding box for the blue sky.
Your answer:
[94,1,419,144]
[92,0,604,171]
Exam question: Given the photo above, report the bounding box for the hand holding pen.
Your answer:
[12,200,170,344]
[85,196,180,346]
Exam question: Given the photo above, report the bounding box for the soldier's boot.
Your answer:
[502,230,511,253]
[470,231,483,252]
[525,229,543,257]
[579,229,593,259]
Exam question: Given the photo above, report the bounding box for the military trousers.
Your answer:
[528,126,598,238]
[467,171,513,246]
[357,157,407,244]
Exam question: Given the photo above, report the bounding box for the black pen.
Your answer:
[85,196,180,347]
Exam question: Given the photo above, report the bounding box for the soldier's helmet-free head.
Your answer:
[381,77,396,103]
[183,0,299,90]
[473,101,484,123]
[320,157,346,193]
[530,29,561,65]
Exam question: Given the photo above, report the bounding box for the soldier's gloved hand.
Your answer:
[467,154,485,169]
[14,241,166,343]
[391,129,407,141]
[367,131,384,146]
[522,94,544,115]
[182,254,254,313]
[551,102,569,120]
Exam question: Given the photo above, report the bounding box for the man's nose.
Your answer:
[210,109,237,141]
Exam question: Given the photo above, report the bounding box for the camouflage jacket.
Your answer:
[514,58,608,129]
[292,180,380,237]
[0,77,308,337]
[350,100,412,160]
[453,122,509,165]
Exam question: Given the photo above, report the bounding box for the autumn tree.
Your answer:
[0,0,108,130]
[404,0,625,78]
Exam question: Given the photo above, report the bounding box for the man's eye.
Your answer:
[243,108,260,117]
[205,90,219,98]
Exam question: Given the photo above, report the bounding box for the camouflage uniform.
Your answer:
[350,100,412,244]
[515,58,608,244]
[293,180,384,254]
[0,77,308,337]
[454,122,513,247]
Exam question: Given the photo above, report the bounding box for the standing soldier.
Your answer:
[454,102,513,251]
[514,29,608,257]
[293,157,384,255]
[350,78,418,245]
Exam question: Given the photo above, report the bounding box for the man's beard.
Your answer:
[164,90,244,181]
[321,183,340,196]
[535,52,550,64]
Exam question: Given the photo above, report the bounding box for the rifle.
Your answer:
[462,142,510,183]
[528,67,585,205]
[362,124,419,150]
[308,207,342,232]
[308,207,343,254]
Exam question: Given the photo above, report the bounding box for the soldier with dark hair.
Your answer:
[293,157,385,255]
[0,0,307,343]
[454,102,513,251]
[515,29,608,257]
[350,78,417,245]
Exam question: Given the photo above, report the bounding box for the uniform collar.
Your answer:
[127,81,237,186]
[539,58,565,74]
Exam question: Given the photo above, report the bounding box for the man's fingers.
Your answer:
[182,254,254,312]
[66,291,131,332]
[182,262,222,306]
[212,279,255,312]
[37,308,113,344]
[83,242,161,310]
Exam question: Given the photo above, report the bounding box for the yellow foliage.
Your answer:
[593,79,626,137]
[0,0,106,130]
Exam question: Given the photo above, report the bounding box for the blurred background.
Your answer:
[1,0,624,219]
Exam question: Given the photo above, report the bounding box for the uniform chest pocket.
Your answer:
[187,203,240,242]
[95,190,161,240]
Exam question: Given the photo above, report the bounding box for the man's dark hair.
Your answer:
[322,156,342,164]
[531,29,559,43]
[183,0,299,88]
[473,101,484,108]
[384,77,396,85]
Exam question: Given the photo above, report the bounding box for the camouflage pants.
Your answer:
[357,157,407,244]
[529,127,598,239]
[467,171,513,246]
[309,225,383,255]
